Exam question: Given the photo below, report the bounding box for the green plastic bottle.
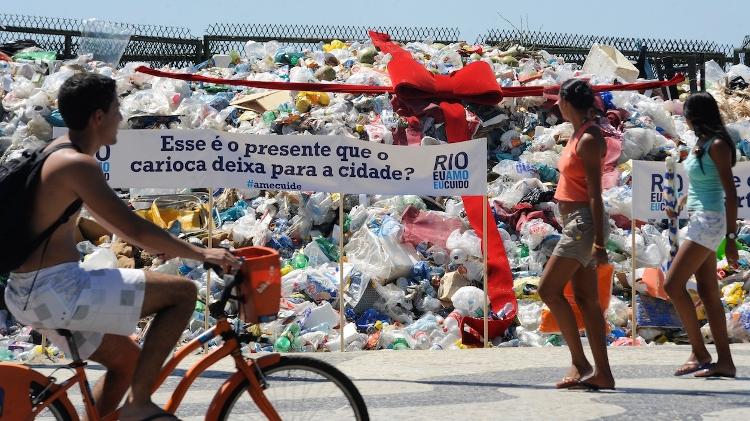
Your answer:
[716,238,748,260]
[0,348,14,361]
[262,110,276,125]
[519,244,529,258]
[274,336,291,352]
[274,323,302,352]
[391,338,410,350]
[291,253,309,269]
[315,237,339,262]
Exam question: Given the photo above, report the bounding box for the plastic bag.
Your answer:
[704,60,726,89]
[519,219,556,250]
[78,19,133,65]
[636,99,677,138]
[345,223,417,283]
[451,286,486,317]
[281,266,338,302]
[606,296,630,327]
[445,229,482,259]
[492,159,538,181]
[603,185,632,219]
[496,178,546,209]
[517,301,544,330]
[80,247,118,270]
[621,128,662,161]
[401,206,464,250]
[727,64,750,86]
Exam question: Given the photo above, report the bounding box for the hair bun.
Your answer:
[560,79,595,110]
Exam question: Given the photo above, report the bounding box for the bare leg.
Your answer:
[84,335,140,420]
[664,241,714,373]
[119,272,197,421]
[693,251,736,377]
[571,264,614,388]
[538,255,592,384]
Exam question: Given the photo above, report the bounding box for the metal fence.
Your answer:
[1,12,748,75]
[204,23,460,56]
[0,13,202,67]
[479,28,735,65]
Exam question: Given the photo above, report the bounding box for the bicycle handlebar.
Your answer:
[203,261,245,320]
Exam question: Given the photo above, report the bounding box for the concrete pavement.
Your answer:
[34,343,750,420]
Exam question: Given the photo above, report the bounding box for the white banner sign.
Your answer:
[632,160,750,220]
[55,129,487,195]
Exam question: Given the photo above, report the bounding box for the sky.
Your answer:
[2,0,748,47]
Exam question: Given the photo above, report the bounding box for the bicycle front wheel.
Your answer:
[31,382,75,421]
[216,356,369,421]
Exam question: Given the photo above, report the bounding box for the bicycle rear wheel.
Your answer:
[216,356,369,421]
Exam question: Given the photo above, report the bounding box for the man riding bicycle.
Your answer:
[4,73,240,421]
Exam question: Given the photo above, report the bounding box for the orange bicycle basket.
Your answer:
[232,246,281,323]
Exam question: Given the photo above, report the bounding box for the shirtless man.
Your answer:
[4,73,240,421]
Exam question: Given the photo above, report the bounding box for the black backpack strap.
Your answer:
[38,142,82,159]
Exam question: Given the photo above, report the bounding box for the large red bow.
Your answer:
[370,31,518,326]
[369,32,503,105]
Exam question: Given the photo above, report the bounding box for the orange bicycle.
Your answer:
[0,250,369,420]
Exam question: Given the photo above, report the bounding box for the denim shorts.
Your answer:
[685,210,726,251]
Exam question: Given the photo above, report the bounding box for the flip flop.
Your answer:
[555,376,583,389]
[673,361,712,377]
[569,379,616,391]
[694,363,737,378]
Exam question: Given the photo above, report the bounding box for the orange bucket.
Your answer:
[233,246,282,323]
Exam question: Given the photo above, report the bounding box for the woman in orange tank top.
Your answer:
[538,79,614,390]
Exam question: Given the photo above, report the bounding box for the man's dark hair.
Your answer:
[58,73,117,130]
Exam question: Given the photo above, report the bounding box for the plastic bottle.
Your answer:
[291,252,309,269]
[444,310,463,332]
[0,347,14,361]
[274,323,301,352]
[391,338,410,350]
[497,302,514,319]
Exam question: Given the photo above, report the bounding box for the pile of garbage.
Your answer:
[2,36,750,361]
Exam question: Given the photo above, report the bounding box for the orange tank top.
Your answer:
[554,121,602,202]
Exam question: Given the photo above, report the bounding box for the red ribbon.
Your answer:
[136,67,684,99]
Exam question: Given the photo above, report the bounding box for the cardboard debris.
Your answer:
[230,90,290,113]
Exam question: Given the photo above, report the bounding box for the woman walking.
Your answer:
[665,92,737,378]
[539,79,615,390]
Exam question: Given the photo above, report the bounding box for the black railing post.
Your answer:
[63,35,72,59]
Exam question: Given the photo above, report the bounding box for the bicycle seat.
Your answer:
[55,329,83,362]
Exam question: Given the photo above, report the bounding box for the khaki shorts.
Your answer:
[551,207,609,268]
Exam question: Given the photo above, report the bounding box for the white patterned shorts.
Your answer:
[5,262,146,359]
[685,210,727,252]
